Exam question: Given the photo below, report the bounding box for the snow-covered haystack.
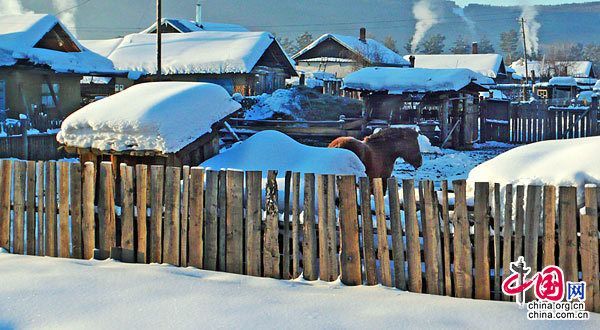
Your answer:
[201,130,366,176]
[57,82,240,153]
[467,136,600,195]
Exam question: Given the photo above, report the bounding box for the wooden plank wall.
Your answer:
[0,159,598,313]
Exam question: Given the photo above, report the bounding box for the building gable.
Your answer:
[295,38,355,62]
[34,23,80,53]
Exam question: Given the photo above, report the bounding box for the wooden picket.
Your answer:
[0,159,598,313]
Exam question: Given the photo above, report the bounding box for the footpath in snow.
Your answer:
[0,251,597,329]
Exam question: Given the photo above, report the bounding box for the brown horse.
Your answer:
[328,127,422,190]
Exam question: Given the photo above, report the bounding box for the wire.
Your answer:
[55,0,95,15]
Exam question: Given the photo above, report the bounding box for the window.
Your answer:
[115,84,125,92]
[41,83,60,108]
[537,89,548,99]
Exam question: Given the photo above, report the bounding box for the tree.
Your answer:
[295,32,314,53]
[277,35,296,55]
[404,40,415,54]
[583,43,600,75]
[500,29,519,62]
[420,34,445,54]
[449,35,469,54]
[478,36,495,54]
[383,36,398,53]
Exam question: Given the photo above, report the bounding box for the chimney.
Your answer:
[359,27,366,43]
[530,70,536,83]
[471,42,478,54]
[196,0,203,27]
[409,55,415,68]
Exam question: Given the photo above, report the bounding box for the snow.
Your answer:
[82,31,294,76]
[201,130,366,176]
[140,18,248,33]
[467,136,600,197]
[57,82,241,153]
[293,34,410,66]
[594,80,600,92]
[343,67,493,94]
[80,76,112,84]
[510,59,594,79]
[243,89,302,120]
[0,14,118,74]
[548,76,578,87]
[3,252,596,329]
[404,54,505,79]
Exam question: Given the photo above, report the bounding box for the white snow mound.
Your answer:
[467,136,600,192]
[57,82,241,153]
[201,130,366,176]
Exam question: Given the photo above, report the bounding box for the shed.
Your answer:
[81,31,296,96]
[343,67,492,148]
[0,14,120,119]
[403,54,512,83]
[57,82,241,167]
[292,29,410,78]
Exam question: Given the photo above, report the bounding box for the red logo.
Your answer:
[502,256,565,306]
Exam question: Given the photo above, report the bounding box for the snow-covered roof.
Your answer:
[57,82,241,153]
[0,14,118,74]
[293,34,409,66]
[82,31,295,76]
[548,76,578,87]
[140,18,248,34]
[80,76,113,84]
[201,130,366,176]
[403,54,506,79]
[594,80,600,92]
[510,59,595,78]
[343,67,493,94]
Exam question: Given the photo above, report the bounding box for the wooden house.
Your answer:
[343,67,492,149]
[510,59,596,81]
[292,28,410,78]
[533,76,579,102]
[81,30,296,96]
[0,14,120,119]
[58,82,241,168]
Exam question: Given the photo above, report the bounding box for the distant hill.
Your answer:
[15,0,600,52]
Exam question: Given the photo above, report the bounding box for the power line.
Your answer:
[55,0,94,15]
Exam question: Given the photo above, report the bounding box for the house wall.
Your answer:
[0,66,82,119]
[296,61,357,78]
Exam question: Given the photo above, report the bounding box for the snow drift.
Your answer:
[201,130,366,176]
[57,82,241,153]
[468,136,600,193]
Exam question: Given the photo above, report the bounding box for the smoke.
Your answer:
[0,0,32,14]
[52,0,78,37]
[452,7,476,38]
[520,4,541,56]
[410,0,440,53]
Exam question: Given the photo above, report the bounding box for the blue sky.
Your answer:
[455,0,595,6]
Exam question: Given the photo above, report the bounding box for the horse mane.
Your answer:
[363,127,417,145]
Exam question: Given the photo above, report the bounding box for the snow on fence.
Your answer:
[482,102,599,144]
[0,159,598,312]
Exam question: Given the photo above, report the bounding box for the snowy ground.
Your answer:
[1,251,597,329]
[393,141,515,186]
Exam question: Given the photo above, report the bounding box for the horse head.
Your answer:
[364,127,423,169]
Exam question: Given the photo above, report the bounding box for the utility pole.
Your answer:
[156,0,162,81]
[519,17,529,85]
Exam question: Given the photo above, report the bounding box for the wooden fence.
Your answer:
[482,102,599,144]
[0,159,598,312]
[0,134,67,160]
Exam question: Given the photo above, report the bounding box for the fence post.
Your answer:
[70,162,82,259]
[119,164,135,263]
[291,172,301,279]
[513,185,525,260]
[373,178,392,287]
[203,170,219,270]
[135,164,148,263]
[558,186,578,282]
[282,171,292,280]
[302,173,318,281]
[474,182,490,300]
[188,167,204,269]
[423,180,441,295]
[326,174,339,280]
[1,159,13,251]
[524,185,542,301]
[98,162,116,260]
[180,166,190,267]
[82,162,95,260]
[317,174,330,280]
[35,161,44,256]
[149,165,164,263]
[453,180,472,298]
[58,162,70,258]
[245,170,262,276]
[217,170,227,271]
[581,185,599,312]
[388,177,406,290]
[226,170,244,274]
[264,170,280,279]
[502,185,513,301]
[542,185,556,267]
[26,161,36,255]
[402,179,422,293]
[163,166,181,266]
[337,175,362,286]
[13,161,26,254]
[45,161,57,257]
[440,181,452,296]
[359,177,377,286]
